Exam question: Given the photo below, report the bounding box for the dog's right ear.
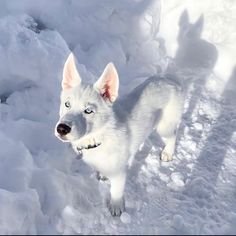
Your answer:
[62,53,81,90]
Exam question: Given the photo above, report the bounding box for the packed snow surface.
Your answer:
[0,0,235,234]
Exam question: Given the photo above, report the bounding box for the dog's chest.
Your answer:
[82,148,105,167]
[81,144,125,176]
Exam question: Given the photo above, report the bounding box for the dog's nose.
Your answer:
[57,123,71,136]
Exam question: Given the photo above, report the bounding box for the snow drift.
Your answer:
[0,0,235,234]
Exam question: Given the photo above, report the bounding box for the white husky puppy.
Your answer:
[55,53,183,216]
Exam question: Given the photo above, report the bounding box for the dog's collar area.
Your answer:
[74,142,101,160]
[84,142,101,150]
[77,142,101,152]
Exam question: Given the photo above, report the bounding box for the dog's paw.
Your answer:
[160,151,173,162]
[96,172,108,182]
[107,198,125,217]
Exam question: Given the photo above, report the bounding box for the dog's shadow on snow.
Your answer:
[172,10,218,122]
[175,10,218,71]
[174,10,235,190]
[164,11,236,217]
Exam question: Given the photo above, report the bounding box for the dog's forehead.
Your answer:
[78,84,96,98]
[62,83,101,105]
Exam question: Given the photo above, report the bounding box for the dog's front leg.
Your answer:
[107,172,126,216]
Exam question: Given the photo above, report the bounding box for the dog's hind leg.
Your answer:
[156,92,183,162]
[159,132,177,162]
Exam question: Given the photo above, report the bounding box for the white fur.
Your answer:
[55,53,184,216]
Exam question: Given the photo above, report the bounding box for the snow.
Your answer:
[0,0,235,234]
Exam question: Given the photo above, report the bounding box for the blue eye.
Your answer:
[65,101,71,108]
[84,107,93,114]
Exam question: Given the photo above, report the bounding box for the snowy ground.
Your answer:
[0,0,235,234]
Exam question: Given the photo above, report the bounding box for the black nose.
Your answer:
[57,123,71,136]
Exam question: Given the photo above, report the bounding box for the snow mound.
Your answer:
[0,1,235,235]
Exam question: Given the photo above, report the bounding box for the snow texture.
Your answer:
[0,0,235,234]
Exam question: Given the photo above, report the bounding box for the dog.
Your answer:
[55,53,184,216]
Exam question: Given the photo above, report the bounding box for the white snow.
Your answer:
[0,0,235,234]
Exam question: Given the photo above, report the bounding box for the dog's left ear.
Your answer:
[94,63,119,103]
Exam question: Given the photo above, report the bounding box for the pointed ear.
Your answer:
[94,63,119,103]
[179,9,189,28]
[62,53,81,90]
[194,14,204,37]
